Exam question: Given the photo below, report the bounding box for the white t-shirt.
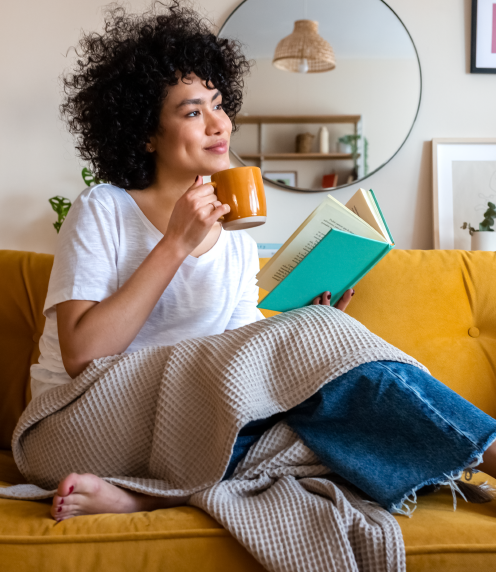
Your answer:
[30,183,264,399]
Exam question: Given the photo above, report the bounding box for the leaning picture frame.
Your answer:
[432,138,496,249]
[263,171,297,187]
[471,0,496,73]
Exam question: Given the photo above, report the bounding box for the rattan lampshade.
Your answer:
[272,20,335,73]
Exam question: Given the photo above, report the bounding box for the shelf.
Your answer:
[239,152,359,161]
[236,114,362,125]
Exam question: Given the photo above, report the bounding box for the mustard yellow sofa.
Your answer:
[1,248,496,572]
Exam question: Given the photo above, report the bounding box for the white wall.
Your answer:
[0,0,495,253]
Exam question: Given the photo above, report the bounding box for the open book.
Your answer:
[257,188,394,312]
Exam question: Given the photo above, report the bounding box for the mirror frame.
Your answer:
[218,0,423,193]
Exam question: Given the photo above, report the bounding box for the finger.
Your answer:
[321,291,331,306]
[199,200,222,216]
[207,203,230,223]
[311,295,322,305]
[335,289,355,312]
[193,194,221,211]
[186,179,219,199]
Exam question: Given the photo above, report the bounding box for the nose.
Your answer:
[205,109,229,136]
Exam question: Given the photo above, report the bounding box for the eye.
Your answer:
[215,103,223,110]
[186,110,200,117]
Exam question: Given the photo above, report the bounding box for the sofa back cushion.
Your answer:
[347,250,496,418]
[0,250,53,449]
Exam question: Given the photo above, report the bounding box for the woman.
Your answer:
[30,1,496,522]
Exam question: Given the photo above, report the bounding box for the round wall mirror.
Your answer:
[218,0,422,192]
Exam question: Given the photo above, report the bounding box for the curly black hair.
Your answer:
[60,1,251,189]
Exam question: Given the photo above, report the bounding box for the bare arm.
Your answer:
[58,178,229,379]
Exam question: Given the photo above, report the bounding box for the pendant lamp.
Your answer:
[272,20,335,74]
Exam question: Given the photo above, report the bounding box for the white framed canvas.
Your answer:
[432,138,496,249]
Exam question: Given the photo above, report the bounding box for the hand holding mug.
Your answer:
[165,175,230,256]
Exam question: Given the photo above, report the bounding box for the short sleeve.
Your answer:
[43,188,119,315]
[225,235,265,330]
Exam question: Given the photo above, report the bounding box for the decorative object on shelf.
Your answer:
[273,19,335,74]
[264,171,297,187]
[337,134,369,176]
[322,173,338,189]
[296,132,315,153]
[337,140,352,154]
[318,126,329,153]
[432,138,496,249]
[461,202,496,250]
[470,0,496,74]
[338,134,360,169]
[48,196,72,233]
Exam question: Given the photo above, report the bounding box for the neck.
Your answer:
[140,166,199,212]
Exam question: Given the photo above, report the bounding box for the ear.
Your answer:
[147,133,158,153]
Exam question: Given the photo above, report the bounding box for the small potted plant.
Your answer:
[336,134,369,176]
[461,201,496,251]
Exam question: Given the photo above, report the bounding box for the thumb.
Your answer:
[190,175,203,189]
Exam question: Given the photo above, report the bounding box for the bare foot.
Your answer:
[50,473,190,522]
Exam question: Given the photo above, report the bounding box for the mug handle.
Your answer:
[209,181,225,222]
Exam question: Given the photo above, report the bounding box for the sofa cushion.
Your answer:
[0,251,53,449]
[2,449,496,571]
[0,450,265,572]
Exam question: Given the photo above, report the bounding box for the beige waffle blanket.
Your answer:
[1,306,426,572]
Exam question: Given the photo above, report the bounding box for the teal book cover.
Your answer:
[257,229,393,312]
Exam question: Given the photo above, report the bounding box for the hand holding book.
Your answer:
[311,288,355,312]
[257,188,394,312]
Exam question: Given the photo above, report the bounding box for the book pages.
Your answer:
[345,189,390,243]
[256,194,386,293]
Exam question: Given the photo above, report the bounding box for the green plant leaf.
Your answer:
[49,195,72,233]
[82,167,95,186]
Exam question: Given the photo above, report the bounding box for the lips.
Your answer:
[205,139,228,153]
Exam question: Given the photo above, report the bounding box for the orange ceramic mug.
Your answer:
[210,166,267,231]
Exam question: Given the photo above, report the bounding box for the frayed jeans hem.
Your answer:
[390,430,496,517]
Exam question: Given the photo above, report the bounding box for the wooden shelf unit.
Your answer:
[236,114,362,125]
[239,152,359,161]
[234,114,364,180]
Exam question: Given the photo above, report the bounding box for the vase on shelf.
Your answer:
[337,141,352,154]
[318,127,329,153]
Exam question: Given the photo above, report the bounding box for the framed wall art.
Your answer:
[471,0,496,73]
[432,138,496,249]
[263,171,297,187]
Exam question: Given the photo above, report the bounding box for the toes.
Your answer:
[57,473,80,497]
[51,498,79,521]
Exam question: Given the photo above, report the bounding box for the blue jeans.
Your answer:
[223,361,496,515]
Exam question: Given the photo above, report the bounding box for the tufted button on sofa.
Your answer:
[1,248,496,572]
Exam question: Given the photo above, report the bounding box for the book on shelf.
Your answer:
[256,188,394,312]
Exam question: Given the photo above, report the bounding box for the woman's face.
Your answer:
[150,72,232,179]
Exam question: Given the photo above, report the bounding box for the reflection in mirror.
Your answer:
[218,0,421,191]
